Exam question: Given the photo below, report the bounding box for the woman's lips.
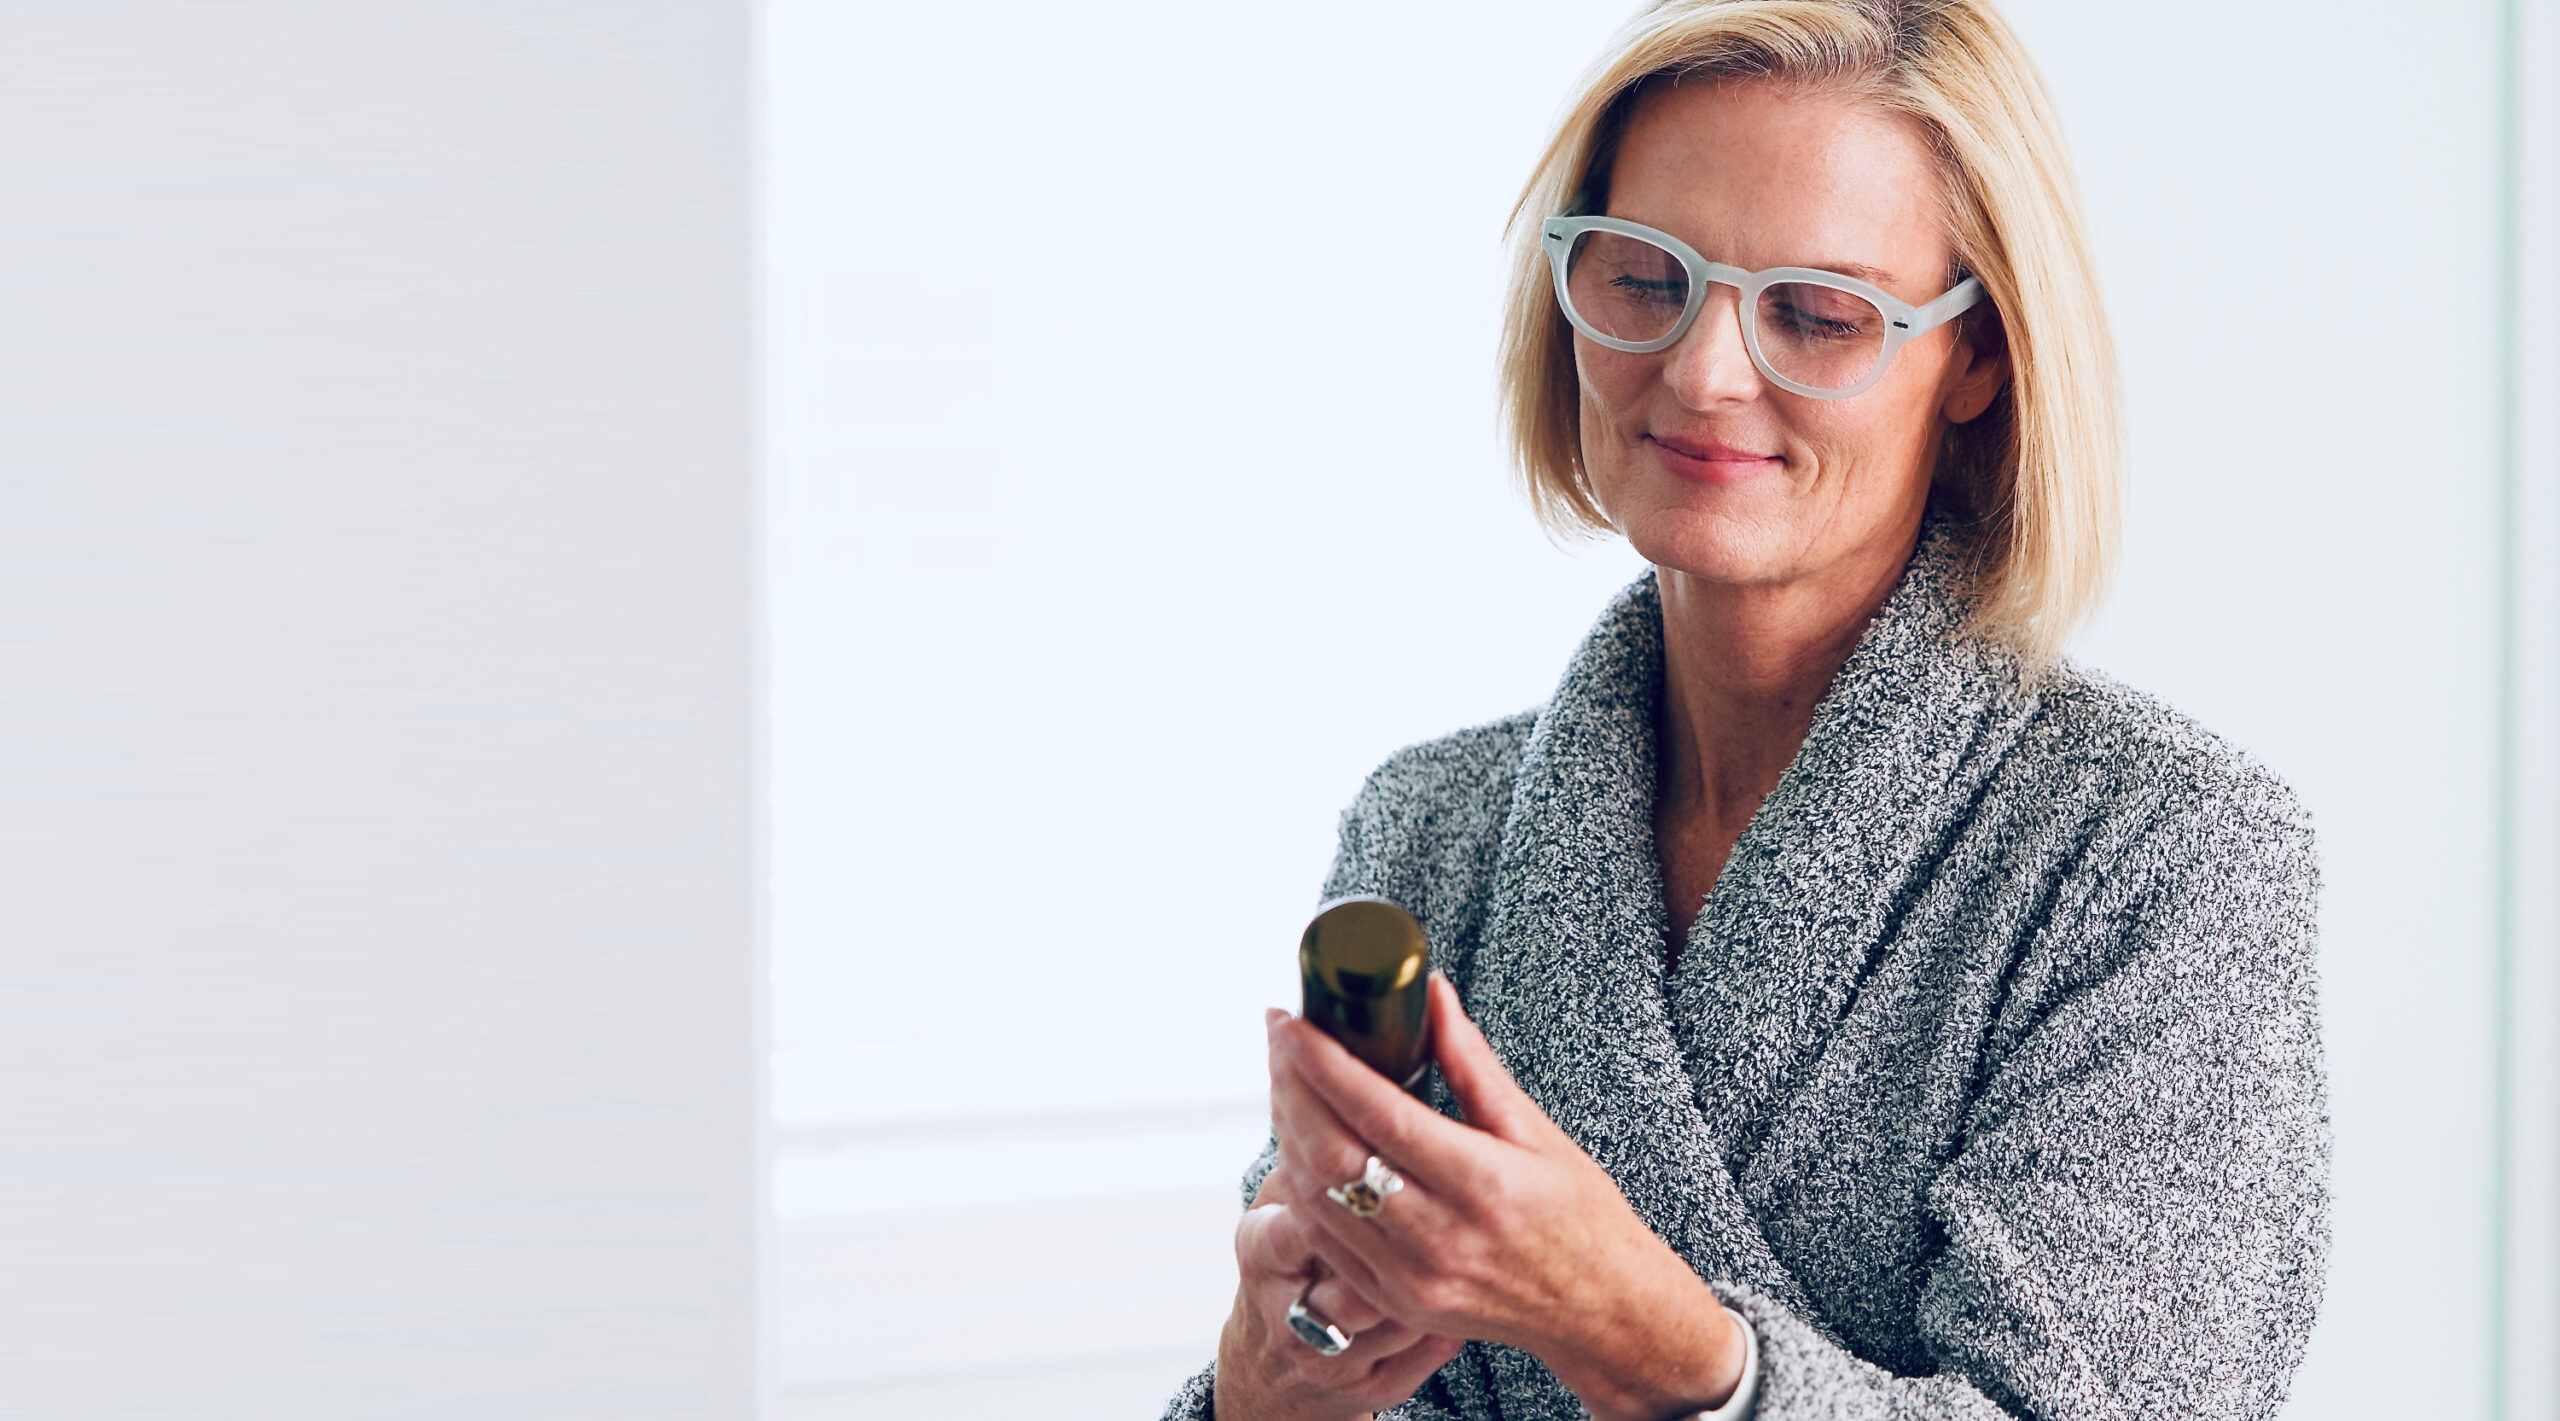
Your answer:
[1647,434,1782,485]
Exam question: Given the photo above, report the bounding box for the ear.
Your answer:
[1938,304,2010,425]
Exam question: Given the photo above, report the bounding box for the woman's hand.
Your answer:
[1213,1194,1463,1421]
[1262,975,1745,1421]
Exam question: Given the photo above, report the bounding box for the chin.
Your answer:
[1616,496,1815,589]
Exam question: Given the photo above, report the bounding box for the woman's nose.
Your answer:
[1662,284,1763,406]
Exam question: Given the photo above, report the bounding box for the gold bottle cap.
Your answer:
[1299,896,1431,1092]
[1300,896,1427,998]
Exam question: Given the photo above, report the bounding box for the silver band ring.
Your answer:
[1325,1154,1404,1219]
[1284,1273,1352,1355]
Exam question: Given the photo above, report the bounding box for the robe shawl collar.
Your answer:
[1461,517,2039,1322]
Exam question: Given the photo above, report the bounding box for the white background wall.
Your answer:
[0,4,763,1417]
[770,1,2553,1418]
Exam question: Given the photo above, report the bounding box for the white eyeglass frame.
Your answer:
[1540,213,1987,400]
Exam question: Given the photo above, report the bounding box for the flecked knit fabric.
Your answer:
[1161,520,2329,1421]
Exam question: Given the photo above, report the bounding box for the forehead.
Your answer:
[1606,77,1950,294]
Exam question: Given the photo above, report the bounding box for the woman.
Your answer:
[1165,1,2327,1417]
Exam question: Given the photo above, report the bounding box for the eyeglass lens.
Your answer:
[1563,229,1891,392]
[1562,230,1691,344]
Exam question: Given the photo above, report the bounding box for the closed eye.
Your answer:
[1607,275,1686,302]
[1766,300,1870,340]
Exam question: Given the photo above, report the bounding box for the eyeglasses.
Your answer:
[1540,214,1987,399]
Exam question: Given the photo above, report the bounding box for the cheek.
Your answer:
[1822,356,1951,485]
[1573,338,1660,420]
[1573,348,1655,469]
[1888,373,1953,466]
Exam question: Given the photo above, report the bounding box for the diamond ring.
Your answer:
[1325,1154,1404,1219]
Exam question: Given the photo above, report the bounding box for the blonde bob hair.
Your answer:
[1499,0,2119,664]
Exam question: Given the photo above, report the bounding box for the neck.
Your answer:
[1653,523,1920,830]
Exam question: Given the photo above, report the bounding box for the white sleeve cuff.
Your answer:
[1679,1304,1760,1420]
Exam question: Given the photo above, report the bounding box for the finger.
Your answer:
[1285,1322,1459,1415]
[1299,1203,1403,1304]
[1363,1330,1466,1400]
[1270,1011,1492,1193]
[1267,1030,1427,1224]
[1303,1271,1387,1335]
[1267,1089,1463,1274]
[1263,1161,1427,1299]
[1235,1203,1311,1279]
[1239,1194,1412,1328]
[1286,1153,1443,1287]
[1278,1312,1428,1394]
[1238,1201,1369,1284]
[1266,1071,1466,1236]
[1268,1040,1381,1184]
[1425,973,1551,1145]
[1255,1267,1419,1384]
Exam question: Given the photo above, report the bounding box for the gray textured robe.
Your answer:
[1162,522,2329,1421]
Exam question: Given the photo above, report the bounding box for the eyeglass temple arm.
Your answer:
[1906,277,1987,334]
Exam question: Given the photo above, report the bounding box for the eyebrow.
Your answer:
[1806,260,1900,286]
